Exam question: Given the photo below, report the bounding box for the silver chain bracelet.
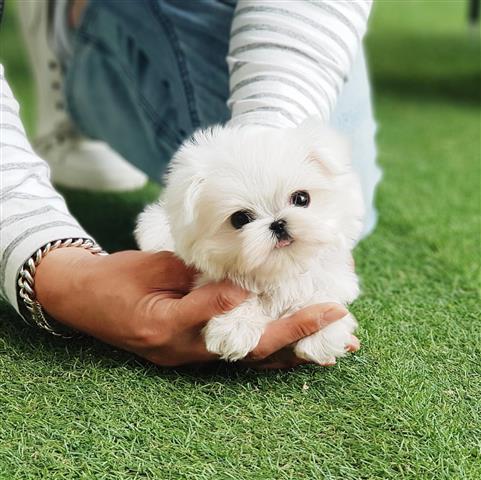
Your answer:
[17,238,108,338]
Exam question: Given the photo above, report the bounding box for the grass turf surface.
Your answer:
[1,1,480,478]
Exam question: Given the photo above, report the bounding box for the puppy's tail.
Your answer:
[135,201,175,252]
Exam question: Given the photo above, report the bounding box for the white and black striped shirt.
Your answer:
[0,0,372,314]
[228,0,372,128]
[0,64,94,312]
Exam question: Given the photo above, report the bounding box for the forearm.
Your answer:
[0,64,93,313]
[227,0,372,128]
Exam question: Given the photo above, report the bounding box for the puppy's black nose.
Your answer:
[270,219,289,240]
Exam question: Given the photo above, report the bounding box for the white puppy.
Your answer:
[135,119,364,364]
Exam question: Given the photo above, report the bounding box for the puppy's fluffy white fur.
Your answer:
[136,119,364,364]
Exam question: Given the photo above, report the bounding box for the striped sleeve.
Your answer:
[227,0,372,128]
[0,64,93,313]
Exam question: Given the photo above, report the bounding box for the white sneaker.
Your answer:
[16,0,148,192]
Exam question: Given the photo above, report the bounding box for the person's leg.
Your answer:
[331,49,381,239]
[64,0,379,236]
[63,0,236,181]
[16,0,147,191]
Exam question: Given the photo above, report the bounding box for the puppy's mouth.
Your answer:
[275,236,294,249]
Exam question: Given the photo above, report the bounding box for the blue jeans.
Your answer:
[63,0,381,237]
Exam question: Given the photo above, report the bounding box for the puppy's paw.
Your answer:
[203,309,266,362]
[294,313,357,365]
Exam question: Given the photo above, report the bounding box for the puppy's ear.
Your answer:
[165,165,205,226]
[182,174,204,224]
[164,136,207,227]
[299,117,352,175]
[165,126,228,228]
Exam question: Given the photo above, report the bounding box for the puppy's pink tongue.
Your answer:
[276,238,293,248]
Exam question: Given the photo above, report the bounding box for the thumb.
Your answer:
[247,303,349,361]
[172,280,249,326]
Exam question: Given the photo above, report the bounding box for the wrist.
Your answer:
[31,246,102,332]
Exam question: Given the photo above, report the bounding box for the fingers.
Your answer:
[243,347,311,370]
[247,303,348,361]
[170,280,249,326]
[253,357,310,370]
[346,335,360,352]
[143,347,218,367]
[252,333,360,369]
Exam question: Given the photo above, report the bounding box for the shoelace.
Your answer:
[34,119,79,154]
[32,56,80,155]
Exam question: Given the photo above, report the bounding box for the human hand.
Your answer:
[243,305,359,369]
[34,249,358,368]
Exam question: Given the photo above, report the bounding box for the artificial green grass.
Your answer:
[1,1,480,478]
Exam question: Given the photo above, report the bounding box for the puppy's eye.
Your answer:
[290,190,310,207]
[230,210,255,229]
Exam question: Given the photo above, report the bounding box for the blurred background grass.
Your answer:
[0,1,480,479]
